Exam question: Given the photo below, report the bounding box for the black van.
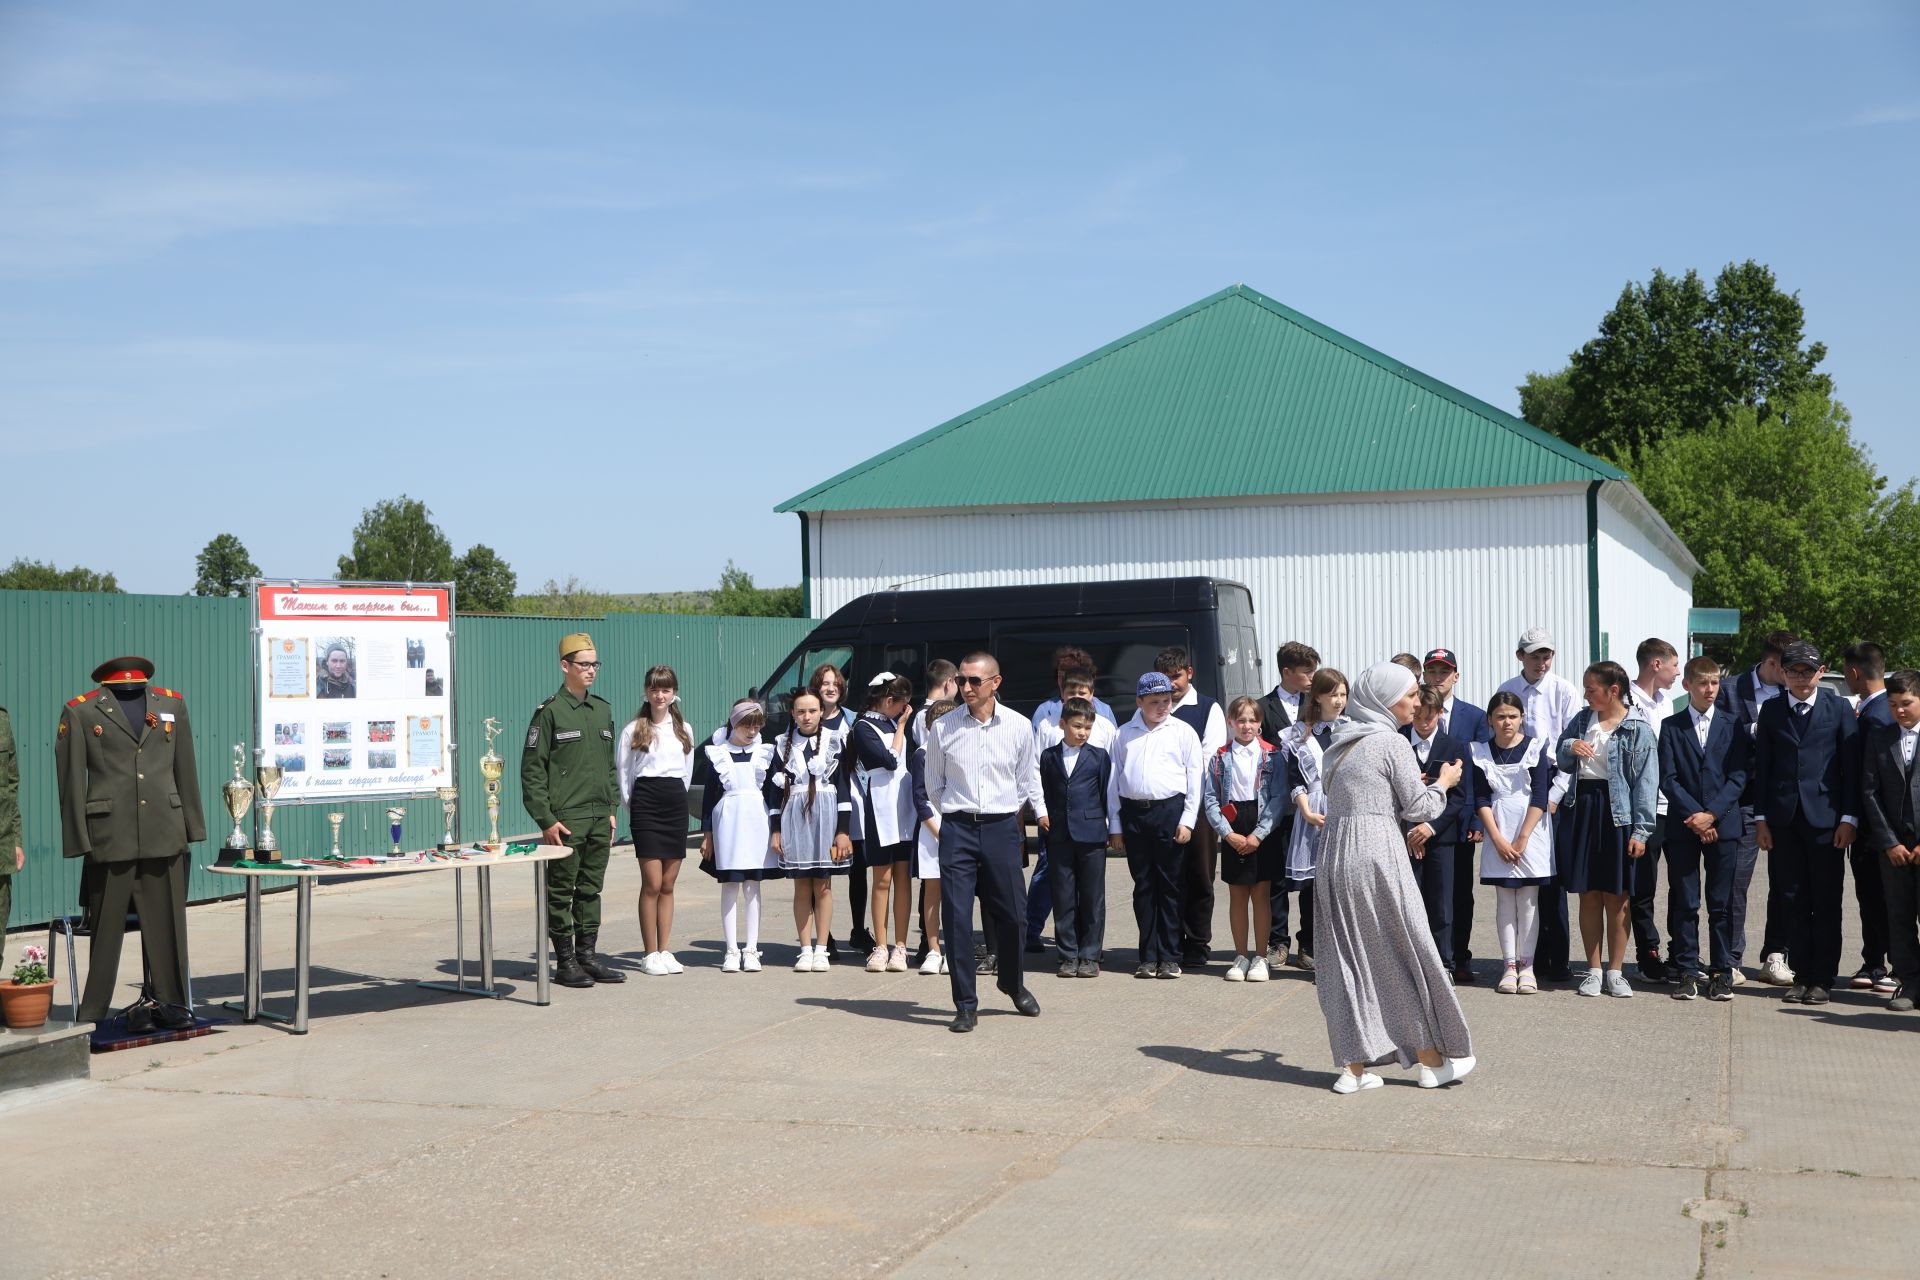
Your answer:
[753,576,1265,730]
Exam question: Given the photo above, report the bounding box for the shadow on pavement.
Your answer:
[1138,1043,1332,1089]
[793,996,955,1026]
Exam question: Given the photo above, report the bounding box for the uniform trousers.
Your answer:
[939,813,1026,1011]
[1881,846,1920,992]
[1850,846,1889,975]
[1536,806,1574,974]
[1450,842,1477,971]
[1047,838,1107,963]
[1267,816,1295,953]
[1410,841,1459,967]
[1178,821,1219,960]
[1630,819,1666,965]
[1771,813,1848,990]
[79,854,189,1021]
[1120,796,1184,965]
[545,815,611,939]
[1023,837,1053,941]
[1664,820,1738,976]
[1728,806,1764,967]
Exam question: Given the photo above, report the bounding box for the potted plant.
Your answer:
[1,944,55,1029]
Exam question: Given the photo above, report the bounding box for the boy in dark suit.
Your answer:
[1404,684,1473,977]
[1842,641,1897,992]
[1259,641,1319,967]
[1422,647,1490,979]
[1717,629,1797,984]
[1038,698,1113,978]
[1660,657,1750,1001]
[1860,669,1920,1012]
[1752,641,1861,1004]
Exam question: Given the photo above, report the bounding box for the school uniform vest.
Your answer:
[1172,695,1217,743]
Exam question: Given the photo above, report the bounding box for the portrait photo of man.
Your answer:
[316,641,357,699]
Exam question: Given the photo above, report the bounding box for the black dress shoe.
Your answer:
[1804,986,1831,1005]
[824,934,842,959]
[1454,966,1476,984]
[849,928,877,953]
[154,1003,196,1030]
[1025,940,1047,954]
[948,1009,977,1033]
[1012,987,1040,1016]
[1639,954,1670,984]
[1541,965,1572,983]
[123,1003,155,1034]
[1781,984,1808,1004]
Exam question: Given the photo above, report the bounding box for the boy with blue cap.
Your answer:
[1108,671,1203,978]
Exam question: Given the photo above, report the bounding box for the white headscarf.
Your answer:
[1322,662,1417,786]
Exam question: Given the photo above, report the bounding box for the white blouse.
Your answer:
[617,716,694,802]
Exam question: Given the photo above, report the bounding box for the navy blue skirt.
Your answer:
[1563,779,1632,895]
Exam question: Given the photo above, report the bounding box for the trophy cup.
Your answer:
[254,765,284,862]
[437,785,459,850]
[328,812,345,858]
[221,745,254,864]
[387,806,406,855]
[480,717,505,852]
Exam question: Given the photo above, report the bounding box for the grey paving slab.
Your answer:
[1707,1169,1920,1278]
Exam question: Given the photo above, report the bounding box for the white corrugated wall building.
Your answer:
[779,286,1697,698]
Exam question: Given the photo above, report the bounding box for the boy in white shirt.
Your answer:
[1108,671,1203,979]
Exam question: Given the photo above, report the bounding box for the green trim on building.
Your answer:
[779,284,1627,514]
[1586,480,1603,660]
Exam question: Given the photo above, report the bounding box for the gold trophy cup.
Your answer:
[221,744,254,863]
[480,716,505,852]
[254,765,285,862]
[437,785,459,850]
[328,812,345,858]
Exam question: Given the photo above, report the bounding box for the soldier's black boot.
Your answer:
[552,937,593,988]
[575,931,626,983]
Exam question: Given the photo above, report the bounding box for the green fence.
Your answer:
[0,590,812,929]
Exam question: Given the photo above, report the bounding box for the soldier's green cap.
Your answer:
[559,632,596,659]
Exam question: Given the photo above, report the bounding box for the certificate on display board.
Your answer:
[252,580,456,803]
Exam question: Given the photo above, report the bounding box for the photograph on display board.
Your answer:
[316,639,357,698]
[367,719,395,743]
[407,715,443,768]
[274,722,305,746]
[322,748,352,771]
[368,749,397,769]
[425,667,445,696]
[277,750,307,772]
[322,722,351,744]
[267,637,310,698]
[405,638,426,669]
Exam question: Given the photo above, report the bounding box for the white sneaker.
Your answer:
[1332,1071,1383,1095]
[794,947,815,973]
[1418,1054,1477,1089]
[1246,955,1270,982]
[660,952,684,975]
[1225,955,1249,982]
[640,952,670,977]
[810,945,830,972]
[1604,970,1633,998]
[886,945,909,973]
[741,949,762,972]
[1577,969,1603,997]
[865,945,889,972]
[920,950,945,975]
[721,947,742,973]
[1728,968,1746,987]
[1760,953,1795,986]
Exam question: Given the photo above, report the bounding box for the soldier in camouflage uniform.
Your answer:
[523,632,624,988]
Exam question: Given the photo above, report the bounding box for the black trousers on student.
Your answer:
[1267,815,1296,953]
[1450,843,1477,971]
[1728,806,1764,967]
[939,813,1026,1012]
[1536,807,1574,975]
[1630,819,1666,966]
[1048,838,1108,963]
[1850,846,1889,976]
[1178,821,1219,962]
[1411,842,1458,966]
[1773,814,1847,991]
[1120,797,1184,966]
[1881,847,1920,991]
[1665,819,1738,976]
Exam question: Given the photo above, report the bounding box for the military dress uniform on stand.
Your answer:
[55,658,205,1029]
[522,632,623,988]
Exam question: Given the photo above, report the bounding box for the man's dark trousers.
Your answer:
[1630,819,1666,969]
[940,813,1026,1011]
[1666,820,1738,977]
[1776,814,1847,990]
[1120,797,1183,966]
[1411,842,1457,965]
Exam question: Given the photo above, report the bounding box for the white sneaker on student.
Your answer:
[721,947,742,973]
[1760,953,1794,986]
[640,952,670,977]
[1246,955,1270,982]
[660,952,684,975]
[920,949,945,975]
[1225,955,1249,982]
[886,945,909,973]
[810,945,830,972]
[741,950,762,972]
[794,947,815,973]
[865,945,889,972]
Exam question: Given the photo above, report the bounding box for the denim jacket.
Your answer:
[1201,741,1287,841]
[1556,709,1659,842]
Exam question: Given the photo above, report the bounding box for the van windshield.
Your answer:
[761,644,855,724]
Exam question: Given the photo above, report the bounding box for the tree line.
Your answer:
[0,496,801,617]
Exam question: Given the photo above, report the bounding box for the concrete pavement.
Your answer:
[3,851,1915,1278]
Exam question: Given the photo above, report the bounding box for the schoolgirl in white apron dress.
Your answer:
[1470,733,1556,991]
[1282,720,1335,883]
[769,728,849,876]
[701,735,779,971]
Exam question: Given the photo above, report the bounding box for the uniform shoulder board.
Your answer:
[151,686,183,700]
[536,695,555,710]
[66,690,97,707]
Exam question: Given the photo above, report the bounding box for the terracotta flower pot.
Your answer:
[0,979,55,1029]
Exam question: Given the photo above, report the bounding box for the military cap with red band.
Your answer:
[92,656,155,685]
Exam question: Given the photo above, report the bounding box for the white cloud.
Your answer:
[1852,104,1920,127]
[0,17,335,116]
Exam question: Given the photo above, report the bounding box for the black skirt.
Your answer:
[1563,778,1631,895]
[1218,805,1281,886]
[629,776,688,859]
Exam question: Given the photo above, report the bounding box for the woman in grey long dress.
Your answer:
[1314,662,1477,1094]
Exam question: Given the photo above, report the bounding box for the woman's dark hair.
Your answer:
[629,665,692,753]
[1584,660,1634,705]
[863,674,912,711]
[1485,690,1524,717]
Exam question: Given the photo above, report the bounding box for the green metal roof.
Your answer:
[778,284,1627,513]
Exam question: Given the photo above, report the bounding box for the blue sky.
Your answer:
[1,2,1913,597]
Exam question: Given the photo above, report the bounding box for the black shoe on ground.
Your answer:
[976,953,998,976]
[1671,976,1698,1001]
[1849,967,1876,990]
[1781,984,1808,1004]
[123,1002,156,1034]
[1026,939,1048,954]
[824,934,842,959]
[1889,986,1917,1013]
[849,928,877,954]
[949,1009,977,1033]
[1012,987,1040,1016]
[1805,986,1831,1005]
[1541,964,1572,983]
[1157,961,1182,979]
[1077,959,1099,978]
[154,1003,196,1030]
[1706,973,1735,1002]
[1058,960,1077,979]
[1133,962,1157,979]
[552,938,594,988]
[575,932,626,983]
[1639,954,1670,984]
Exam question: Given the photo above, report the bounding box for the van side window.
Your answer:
[991,627,1191,722]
